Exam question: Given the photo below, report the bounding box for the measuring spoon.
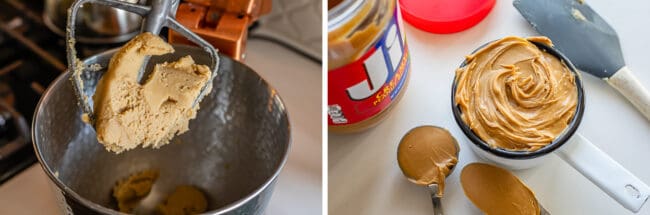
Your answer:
[397,126,460,215]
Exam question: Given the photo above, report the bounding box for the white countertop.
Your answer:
[329,0,650,214]
[0,39,322,215]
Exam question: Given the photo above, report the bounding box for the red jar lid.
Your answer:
[399,0,496,34]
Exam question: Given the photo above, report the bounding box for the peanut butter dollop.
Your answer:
[455,36,578,151]
[461,163,540,215]
[113,170,159,213]
[397,126,459,195]
[158,185,208,215]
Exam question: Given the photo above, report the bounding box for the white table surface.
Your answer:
[328,0,650,214]
[0,39,323,215]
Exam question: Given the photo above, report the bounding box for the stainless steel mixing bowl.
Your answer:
[32,45,291,214]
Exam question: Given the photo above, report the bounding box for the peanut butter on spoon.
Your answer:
[461,163,541,215]
[397,126,459,195]
[397,126,460,215]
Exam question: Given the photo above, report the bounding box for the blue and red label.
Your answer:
[328,11,410,126]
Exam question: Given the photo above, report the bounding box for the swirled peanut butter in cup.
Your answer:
[397,126,459,195]
[461,163,540,215]
[454,36,578,152]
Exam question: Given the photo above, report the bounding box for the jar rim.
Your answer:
[328,0,365,31]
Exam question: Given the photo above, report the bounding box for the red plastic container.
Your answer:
[399,0,496,34]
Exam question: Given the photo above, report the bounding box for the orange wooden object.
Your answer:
[169,0,271,61]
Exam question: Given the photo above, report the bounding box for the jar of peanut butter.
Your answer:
[328,0,410,133]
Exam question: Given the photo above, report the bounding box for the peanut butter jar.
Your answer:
[328,0,411,133]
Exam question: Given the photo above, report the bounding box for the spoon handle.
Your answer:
[431,196,443,215]
[428,184,444,215]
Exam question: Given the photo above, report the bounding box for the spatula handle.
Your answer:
[557,133,650,212]
[606,66,650,120]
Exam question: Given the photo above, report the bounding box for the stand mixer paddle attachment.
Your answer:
[66,0,220,125]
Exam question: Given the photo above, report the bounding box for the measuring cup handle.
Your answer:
[556,133,650,212]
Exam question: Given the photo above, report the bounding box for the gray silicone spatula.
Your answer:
[513,0,650,121]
